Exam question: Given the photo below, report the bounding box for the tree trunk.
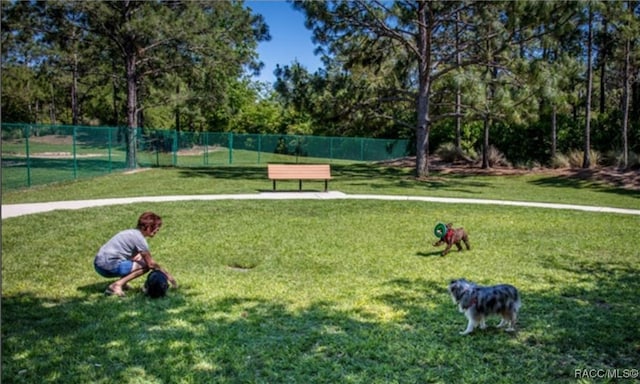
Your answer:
[621,23,631,169]
[415,1,431,179]
[482,115,490,169]
[175,83,181,131]
[599,18,607,114]
[551,104,557,159]
[49,83,56,124]
[583,6,593,169]
[454,8,462,152]
[71,52,79,126]
[482,57,497,169]
[125,53,138,169]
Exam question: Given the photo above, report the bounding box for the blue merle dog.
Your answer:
[447,279,521,335]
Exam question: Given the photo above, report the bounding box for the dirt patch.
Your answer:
[377,156,640,191]
[123,168,152,175]
[28,152,104,159]
[176,145,223,156]
[27,135,75,145]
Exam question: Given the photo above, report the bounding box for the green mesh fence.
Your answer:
[1,123,410,191]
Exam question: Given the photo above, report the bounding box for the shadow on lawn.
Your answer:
[173,164,491,195]
[333,164,492,194]
[176,166,268,180]
[3,268,638,383]
[530,171,639,199]
[527,258,640,361]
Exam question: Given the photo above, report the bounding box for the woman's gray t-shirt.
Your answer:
[94,229,149,270]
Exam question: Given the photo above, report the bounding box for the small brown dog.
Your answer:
[433,223,470,256]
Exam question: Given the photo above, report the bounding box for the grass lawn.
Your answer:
[2,164,639,209]
[2,165,639,383]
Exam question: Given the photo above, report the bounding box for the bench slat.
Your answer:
[268,164,331,179]
[267,164,331,191]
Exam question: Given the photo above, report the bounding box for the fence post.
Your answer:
[25,124,32,188]
[204,131,209,166]
[172,130,178,166]
[257,134,261,164]
[330,137,334,163]
[72,126,78,179]
[228,132,234,164]
[108,128,113,173]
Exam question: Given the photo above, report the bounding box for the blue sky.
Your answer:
[246,1,323,84]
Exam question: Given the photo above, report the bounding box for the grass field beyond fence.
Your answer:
[2,166,639,383]
[1,123,409,191]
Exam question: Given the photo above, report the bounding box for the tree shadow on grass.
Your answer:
[3,268,638,383]
[533,258,640,358]
[2,284,456,383]
[176,166,268,180]
[530,172,639,199]
[167,164,494,195]
[333,164,492,194]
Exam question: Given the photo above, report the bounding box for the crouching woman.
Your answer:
[94,211,177,297]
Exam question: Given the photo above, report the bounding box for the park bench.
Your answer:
[267,164,332,191]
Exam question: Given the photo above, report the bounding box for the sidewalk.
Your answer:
[3,191,639,219]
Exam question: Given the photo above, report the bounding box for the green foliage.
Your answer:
[430,120,482,156]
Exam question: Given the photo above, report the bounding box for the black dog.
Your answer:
[144,270,169,298]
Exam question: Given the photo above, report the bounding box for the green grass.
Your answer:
[1,149,360,191]
[2,164,639,210]
[2,165,639,383]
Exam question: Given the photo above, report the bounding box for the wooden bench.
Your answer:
[267,164,332,191]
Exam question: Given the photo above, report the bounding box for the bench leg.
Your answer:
[324,180,328,192]
[299,180,302,191]
[273,180,276,191]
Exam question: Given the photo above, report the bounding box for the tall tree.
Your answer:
[583,4,595,168]
[75,1,268,167]
[295,0,476,177]
[295,0,581,176]
[617,0,640,168]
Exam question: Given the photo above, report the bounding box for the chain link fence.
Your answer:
[1,123,410,191]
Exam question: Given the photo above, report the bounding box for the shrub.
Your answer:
[435,142,476,163]
[550,153,570,168]
[478,145,510,167]
[603,150,640,169]
[514,160,542,170]
[435,142,458,162]
[567,149,600,168]
[630,152,640,169]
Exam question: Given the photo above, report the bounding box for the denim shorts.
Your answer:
[94,260,134,278]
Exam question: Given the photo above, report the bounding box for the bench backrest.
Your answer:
[267,164,331,180]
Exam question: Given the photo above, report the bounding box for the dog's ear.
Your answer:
[446,223,453,228]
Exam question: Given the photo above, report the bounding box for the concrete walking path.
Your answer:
[3,191,639,219]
